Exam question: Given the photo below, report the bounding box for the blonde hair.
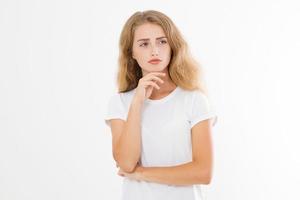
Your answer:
[117,10,207,94]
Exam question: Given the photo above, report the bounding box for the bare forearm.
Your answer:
[140,161,211,186]
[116,98,143,172]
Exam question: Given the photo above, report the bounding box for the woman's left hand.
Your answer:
[117,165,144,181]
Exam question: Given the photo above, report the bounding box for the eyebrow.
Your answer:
[136,36,167,42]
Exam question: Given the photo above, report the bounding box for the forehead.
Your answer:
[134,23,166,41]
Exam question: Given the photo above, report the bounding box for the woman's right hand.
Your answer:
[133,72,166,103]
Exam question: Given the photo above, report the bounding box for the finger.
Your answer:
[146,72,166,78]
[149,72,166,76]
[144,75,164,84]
[144,81,160,90]
[145,81,160,90]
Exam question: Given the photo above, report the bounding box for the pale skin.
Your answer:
[110,23,214,186]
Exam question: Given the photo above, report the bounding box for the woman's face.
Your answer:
[132,23,171,76]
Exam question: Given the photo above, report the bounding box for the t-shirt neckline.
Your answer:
[145,86,180,104]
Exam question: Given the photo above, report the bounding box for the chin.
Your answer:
[141,63,168,74]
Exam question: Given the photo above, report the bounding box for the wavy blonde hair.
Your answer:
[117,10,207,94]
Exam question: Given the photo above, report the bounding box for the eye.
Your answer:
[160,40,167,44]
[139,42,148,47]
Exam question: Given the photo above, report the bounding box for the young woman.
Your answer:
[104,10,217,200]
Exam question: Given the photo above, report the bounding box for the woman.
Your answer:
[104,10,217,200]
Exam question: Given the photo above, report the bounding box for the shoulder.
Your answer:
[119,88,136,98]
[177,87,208,103]
[119,88,136,104]
[178,87,214,114]
[109,88,135,100]
[107,88,136,110]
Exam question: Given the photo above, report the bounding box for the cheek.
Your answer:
[132,50,149,66]
[133,48,149,61]
[162,47,171,59]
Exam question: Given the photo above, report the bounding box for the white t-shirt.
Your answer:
[104,86,217,200]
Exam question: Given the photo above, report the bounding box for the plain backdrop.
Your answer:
[1,0,299,199]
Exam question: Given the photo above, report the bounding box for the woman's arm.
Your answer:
[111,97,143,173]
[139,161,210,186]
[119,119,213,186]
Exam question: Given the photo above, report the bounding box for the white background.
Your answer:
[1,0,299,199]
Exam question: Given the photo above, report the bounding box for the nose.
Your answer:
[151,45,159,56]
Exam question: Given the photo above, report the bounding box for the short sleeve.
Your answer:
[189,91,218,128]
[104,93,127,128]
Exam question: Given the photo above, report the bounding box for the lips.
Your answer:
[148,59,162,64]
